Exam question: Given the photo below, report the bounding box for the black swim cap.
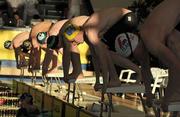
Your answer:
[47,35,59,49]
[4,40,12,49]
[21,40,32,51]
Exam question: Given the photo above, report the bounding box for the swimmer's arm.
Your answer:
[48,51,58,73]
[62,37,71,81]
[28,34,41,71]
[88,46,101,85]
[69,44,83,79]
[42,48,54,75]
[33,48,41,70]
[28,47,41,71]
[85,28,109,90]
[28,48,33,71]
[14,47,21,68]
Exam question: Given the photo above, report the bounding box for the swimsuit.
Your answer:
[102,12,139,57]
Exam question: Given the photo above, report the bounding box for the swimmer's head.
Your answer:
[63,23,80,41]
[36,32,47,44]
[4,40,12,49]
[21,39,32,51]
[47,35,59,49]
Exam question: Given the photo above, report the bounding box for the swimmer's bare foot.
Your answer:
[94,83,103,91]
[69,73,84,79]
[63,73,84,83]
[47,69,59,74]
[19,63,28,68]
[76,73,84,79]
[107,81,121,88]
[63,77,76,83]
[63,78,69,83]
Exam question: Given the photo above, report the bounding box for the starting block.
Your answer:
[168,102,180,112]
[65,76,101,104]
[31,70,40,85]
[168,102,180,117]
[62,76,102,84]
[42,75,53,93]
[106,84,145,93]
[152,101,180,117]
[66,82,76,104]
[66,79,78,104]
[44,73,63,94]
[99,83,146,117]
[20,67,26,82]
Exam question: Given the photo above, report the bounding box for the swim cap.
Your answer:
[4,40,12,49]
[21,40,32,51]
[36,32,47,44]
[63,23,80,41]
[47,35,59,49]
[115,33,139,57]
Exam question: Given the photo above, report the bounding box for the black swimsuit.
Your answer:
[102,12,139,52]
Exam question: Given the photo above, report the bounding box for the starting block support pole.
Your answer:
[100,84,147,117]
[137,93,148,114]
[72,83,76,104]
[100,92,105,117]
[20,67,25,82]
[67,83,70,103]
[107,93,113,117]
[54,77,62,91]
[99,93,113,117]
[32,70,37,85]
[67,82,76,105]
[42,75,52,94]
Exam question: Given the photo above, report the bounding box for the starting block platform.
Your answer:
[168,102,180,112]
[68,76,103,84]
[98,83,146,117]
[105,84,145,93]
[46,73,103,84]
